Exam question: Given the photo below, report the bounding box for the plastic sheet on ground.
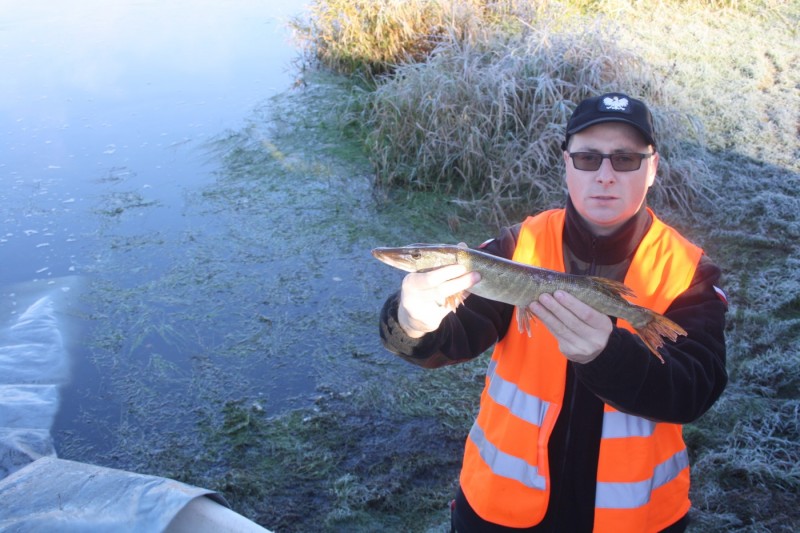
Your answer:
[0,456,225,532]
[0,278,269,532]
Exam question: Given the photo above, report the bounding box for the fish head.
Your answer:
[371,244,461,273]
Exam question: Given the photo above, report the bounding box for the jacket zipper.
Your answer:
[552,237,598,530]
[551,368,579,531]
[588,237,599,276]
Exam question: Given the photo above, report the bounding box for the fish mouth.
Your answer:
[371,246,408,260]
[371,247,416,271]
[371,247,395,263]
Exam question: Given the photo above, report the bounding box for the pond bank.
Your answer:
[55,74,493,531]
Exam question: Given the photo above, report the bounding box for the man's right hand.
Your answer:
[397,265,481,338]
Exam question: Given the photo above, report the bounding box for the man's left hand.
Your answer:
[530,290,613,364]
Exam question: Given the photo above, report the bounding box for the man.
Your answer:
[378,93,727,532]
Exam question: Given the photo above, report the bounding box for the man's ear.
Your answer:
[647,151,660,188]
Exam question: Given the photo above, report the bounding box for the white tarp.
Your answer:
[0,456,224,532]
[0,282,69,481]
[0,279,269,532]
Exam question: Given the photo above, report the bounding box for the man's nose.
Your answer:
[595,158,616,183]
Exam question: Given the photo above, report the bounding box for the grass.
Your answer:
[361,26,709,225]
[293,1,721,226]
[289,0,800,531]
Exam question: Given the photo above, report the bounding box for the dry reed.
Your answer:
[363,19,708,224]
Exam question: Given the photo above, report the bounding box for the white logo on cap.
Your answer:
[603,96,629,111]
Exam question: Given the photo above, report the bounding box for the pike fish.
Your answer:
[372,244,687,362]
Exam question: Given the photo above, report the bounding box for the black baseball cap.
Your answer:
[562,92,656,149]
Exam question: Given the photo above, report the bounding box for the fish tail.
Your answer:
[634,312,687,364]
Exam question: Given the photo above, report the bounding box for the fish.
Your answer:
[372,244,687,363]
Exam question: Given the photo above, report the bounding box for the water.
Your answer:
[1,0,301,283]
[1,1,318,462]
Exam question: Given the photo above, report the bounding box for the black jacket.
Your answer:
[379,200,728,532]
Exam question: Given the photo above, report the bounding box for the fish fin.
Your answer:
[634,311,688,364]
[515,305,536,337]
[444,291,467,311]
[588,276,636,299]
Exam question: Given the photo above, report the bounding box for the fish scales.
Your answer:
[372,244,687,363]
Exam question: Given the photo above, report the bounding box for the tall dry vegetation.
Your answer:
[363,25,707,224]
[293,0,800,530]
[294,1,711,225]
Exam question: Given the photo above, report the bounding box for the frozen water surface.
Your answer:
[0,0,339,465]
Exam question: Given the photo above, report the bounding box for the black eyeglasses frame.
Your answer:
[567,152,654,172]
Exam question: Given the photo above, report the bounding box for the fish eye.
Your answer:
[410,252,422,260]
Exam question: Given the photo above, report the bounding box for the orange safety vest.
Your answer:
[460,208,703,532]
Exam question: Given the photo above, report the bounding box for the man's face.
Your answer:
[563,122,658,236]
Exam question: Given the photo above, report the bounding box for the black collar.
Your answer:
[563,197,652,265]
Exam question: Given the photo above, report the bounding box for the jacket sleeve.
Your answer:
[573,255,728,423]
[378,228,518,368]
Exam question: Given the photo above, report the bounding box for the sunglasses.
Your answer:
[568,152,653,172]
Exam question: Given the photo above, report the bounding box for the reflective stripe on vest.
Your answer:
[485,359,551,427]
[595,449,690,509]
[459,208,703,530]
[468,422,547,491]
[465,358,553,491]
[601,410,656,438]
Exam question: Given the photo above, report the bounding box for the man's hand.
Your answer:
[530,290,613,364]
[397,264,481,338]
